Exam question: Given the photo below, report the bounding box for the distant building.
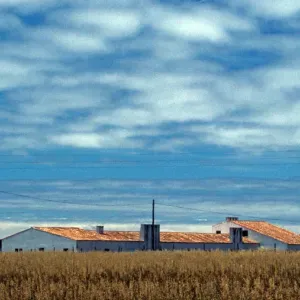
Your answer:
[213,217,300,251]
[1,222,258,252]
[2,217,299,252]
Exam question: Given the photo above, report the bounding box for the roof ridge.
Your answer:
[34,226,81,229]
[232,220,300,244]
[234,221,298,235]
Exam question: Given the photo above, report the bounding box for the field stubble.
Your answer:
[0,251,299,300]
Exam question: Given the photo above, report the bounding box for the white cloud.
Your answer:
[51,130,142,149]
[1,0,300,153]
[190,125,300,149]
[31,28,108,53]
[151,7,254,42]
[51,133,104,148]
[51,9,142,38]
[230,0,300,18]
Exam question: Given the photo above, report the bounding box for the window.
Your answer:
[216,230,221,234]
[242,230,248,237]
[39,248,45,252]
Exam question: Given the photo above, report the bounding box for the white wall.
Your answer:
[212,222,240,233]
[213,222,287,250]
[160,242,258,251]
[2,228,76,252]
[77,240,144,252]
[246,230,287,250]
[161,242,228,251]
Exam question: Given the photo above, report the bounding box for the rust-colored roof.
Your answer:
[160,232,256,244]
[34,227,140,241]
[34,227,257,244]
[232,221,300,245]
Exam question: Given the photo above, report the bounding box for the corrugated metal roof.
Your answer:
[232,221,300,245]
[34,227,139,241]
[34,227,257,244]
[160,232,256,244]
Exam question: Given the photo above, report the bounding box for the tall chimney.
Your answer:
[96,226,104,234]
[230,227,243,250]
[140,224,160,250]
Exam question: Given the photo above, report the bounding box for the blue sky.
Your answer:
[1,0,300,237]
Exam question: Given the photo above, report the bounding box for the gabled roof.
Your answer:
[160,232,256,244]
[34,227,257,244]
[34,227,139,241]
[231,221,300,245]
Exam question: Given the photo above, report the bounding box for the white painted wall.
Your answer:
[213,222,287,250]
[161,242,228,251]
[160,242,258,251]
[212,222,240,233]
[246,230,287,250]
[77,240,144,252]
[2,228,76,252]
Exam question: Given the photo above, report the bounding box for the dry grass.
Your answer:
[0,251,300,300]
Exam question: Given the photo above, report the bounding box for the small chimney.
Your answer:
[226,217,239,222]
[96,226,104,234]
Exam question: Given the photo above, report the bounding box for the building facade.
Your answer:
[3,218,300,253]
[1,223,259,252]
[213,217,300,251]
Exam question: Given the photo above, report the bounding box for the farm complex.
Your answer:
[1,217,300,252]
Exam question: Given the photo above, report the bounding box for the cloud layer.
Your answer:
[1,0,300,152]
[1,0,300,234]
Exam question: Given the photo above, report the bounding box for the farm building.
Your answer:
[213,217,300,251]
[0,223,258,252]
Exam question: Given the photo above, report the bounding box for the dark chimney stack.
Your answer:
[226,217,239,222]
[96,226,104,234]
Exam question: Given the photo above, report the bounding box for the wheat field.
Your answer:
[0,250,300,300]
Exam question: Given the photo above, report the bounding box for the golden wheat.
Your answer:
[0,251,299,300]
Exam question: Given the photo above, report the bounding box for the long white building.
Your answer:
[1,217,299,252]
[0,223,258,252]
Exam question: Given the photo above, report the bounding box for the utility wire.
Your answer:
[1,157,300,164]
[1,161,300,169]
[0,190,148,208]
[0,149,300,156]
[0,176,300,182]
[156,202,299,224]
[0,189,298,225]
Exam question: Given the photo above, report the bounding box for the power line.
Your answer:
[156,202,299,224]
[0,190,148,208]
[0,148,300,156]
[0,161,300,170]
[0,189,299,224]
[0,176,300,182]
[1,157,300,164]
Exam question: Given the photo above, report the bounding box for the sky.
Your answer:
[1,0,300,238]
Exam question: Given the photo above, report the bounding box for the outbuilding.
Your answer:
[213,217,300,251]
